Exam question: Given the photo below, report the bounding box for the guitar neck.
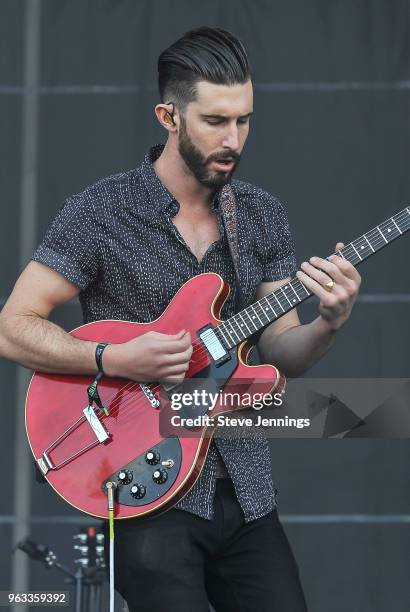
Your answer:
[215,206,410,350]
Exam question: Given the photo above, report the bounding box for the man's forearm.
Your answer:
[0,313,98,374]
[262,316,337,378]
[0,310,336,379]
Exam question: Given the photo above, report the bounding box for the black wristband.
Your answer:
[95,342,110,375]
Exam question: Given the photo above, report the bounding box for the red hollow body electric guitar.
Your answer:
[26,207,409,519]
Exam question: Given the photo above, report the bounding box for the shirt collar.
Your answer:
[141,143,221,214]
[141,144,175,212]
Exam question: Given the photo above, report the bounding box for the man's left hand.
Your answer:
[296,242,362,331]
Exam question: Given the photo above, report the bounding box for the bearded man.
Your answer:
[0,27,361,612]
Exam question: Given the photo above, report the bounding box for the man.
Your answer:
[0,27,361,612]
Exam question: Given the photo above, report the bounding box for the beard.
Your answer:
[177,117,241,189]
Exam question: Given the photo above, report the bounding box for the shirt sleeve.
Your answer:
[32,194,98,290]
[262,195,297,281]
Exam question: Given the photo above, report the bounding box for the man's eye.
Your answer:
[205,117,250,126]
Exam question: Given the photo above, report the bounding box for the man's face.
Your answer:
[177,79,253,189]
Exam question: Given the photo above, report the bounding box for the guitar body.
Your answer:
[25,273,283,520]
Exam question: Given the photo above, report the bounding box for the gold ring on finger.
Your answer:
[323,280,334,292]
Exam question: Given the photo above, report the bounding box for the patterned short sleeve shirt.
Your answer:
[33,144,297,523]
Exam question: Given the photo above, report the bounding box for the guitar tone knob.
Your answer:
[130,484,146,499]
[145,450,160,465]
[117,469,133,485]
[152,468,168,484]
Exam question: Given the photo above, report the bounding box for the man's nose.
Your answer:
[222,125,240,151]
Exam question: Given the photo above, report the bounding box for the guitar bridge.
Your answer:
[139,383,160,408]
[83,405,110,442]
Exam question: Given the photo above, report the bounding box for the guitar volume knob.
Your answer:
[145,450,160,465]
[152,468,168,484]
[117,469,133,485]
[130,484,146,499]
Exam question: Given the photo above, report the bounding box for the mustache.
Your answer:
[207,151,241,163]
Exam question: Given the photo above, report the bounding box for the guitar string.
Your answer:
[48,209,410,446]
[88,209,410,427]
[79,210,410,420]
[137,209,410,371]
[131,208,410,368]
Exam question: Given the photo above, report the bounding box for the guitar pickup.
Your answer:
[198,325,230,366]
[83,405,110,443]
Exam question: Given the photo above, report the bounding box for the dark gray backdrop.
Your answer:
[1,1,409,611]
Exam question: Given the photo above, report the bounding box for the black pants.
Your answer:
[103,479,307,612]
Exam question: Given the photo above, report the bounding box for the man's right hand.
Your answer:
[103,329,193,383]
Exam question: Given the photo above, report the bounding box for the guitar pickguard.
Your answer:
[101,437,182,507]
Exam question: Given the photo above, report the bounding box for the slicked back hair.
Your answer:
[158,27,252,114]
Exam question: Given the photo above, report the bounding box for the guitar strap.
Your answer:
[219,184,263,359]
[219,183,243,308]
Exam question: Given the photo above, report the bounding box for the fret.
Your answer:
[292,280,307,300]
[379,218,400,241]
[340,246,356,264]
[392,218,402,234]
[238,312,253,334]
[363,234,375,253]
[364,229,381,253]
[242,308,258,332]
[288,282,301,303]
[242,306,259,333]
[337,249,346,259]
[295,279,310,297]
[216,325,231,347]
[272,292,285,312]
[250,304,264,326]
[376,226,388,244]
[220,322,235,346]
[263,295,277,317]
[255,301,271,324]
[395,208,410,233]
[280,286,293,307]
[224,323,237,347]
[282,283,299,305]
[350,242,362,261]
[229,316,244,341]
[351,236,372,259]
[226,319,242,343]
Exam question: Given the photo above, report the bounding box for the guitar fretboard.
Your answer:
[214,206,410,349]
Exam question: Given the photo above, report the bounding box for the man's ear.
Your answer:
[155,103,177,131]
